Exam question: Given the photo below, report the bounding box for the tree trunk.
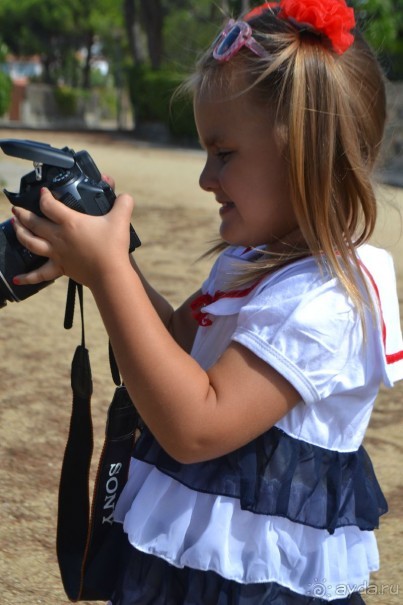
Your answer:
[140,0,163,70]
[82,31,93,89]
[124,0,146,65]
[42,56,53,85]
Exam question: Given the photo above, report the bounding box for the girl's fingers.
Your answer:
[12,215,53,258]
[13,188,134,234]
[13,259,62,286]
[11,189,135,287]
[101,174,116,190]
[113,192,135,219]
[38,187,73,223]
[13,187,78,225]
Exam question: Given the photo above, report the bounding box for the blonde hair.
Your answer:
[183,9,387,317]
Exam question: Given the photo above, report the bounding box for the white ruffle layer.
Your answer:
[114,460,379,600]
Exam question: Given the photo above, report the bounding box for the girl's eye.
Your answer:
[217,150,232,162]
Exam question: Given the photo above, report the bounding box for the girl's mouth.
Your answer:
[219,201,235,215]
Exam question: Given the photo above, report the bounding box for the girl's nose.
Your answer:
[199,158,218,192]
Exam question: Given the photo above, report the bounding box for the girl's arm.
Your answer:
[11,190,301,463]
[129,255,201,353]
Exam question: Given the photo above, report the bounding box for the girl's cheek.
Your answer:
[220,168,234,192]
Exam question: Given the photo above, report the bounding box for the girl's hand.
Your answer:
[101,174,116,190]
[12,187,134,288]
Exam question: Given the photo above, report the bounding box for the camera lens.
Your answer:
[0,218,48,305]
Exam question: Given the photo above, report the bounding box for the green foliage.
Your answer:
[0,0,122,86]
[351,0,403,79]
[53,84,117,120]
[0,70,12,116]
[163,7,219,71]
[0,0,76,55]
[96,87,118,119]
[2,0,403,135]
[0,42,8,63]
[127,66,197,140]
[54,85,89,117]
[169,96,197,140]
[352,0,403,52]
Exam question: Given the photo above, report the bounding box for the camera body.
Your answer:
[0,139,141,305]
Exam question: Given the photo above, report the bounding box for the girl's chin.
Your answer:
[219,229,251,248]
[219,218,265,248]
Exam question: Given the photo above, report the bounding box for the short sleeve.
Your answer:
[232,269,367,405]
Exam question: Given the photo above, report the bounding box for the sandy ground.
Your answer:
[0,129,401,605]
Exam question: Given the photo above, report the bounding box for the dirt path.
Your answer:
[0,129,402,604]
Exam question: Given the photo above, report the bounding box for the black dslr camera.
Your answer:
[0,139,141,306]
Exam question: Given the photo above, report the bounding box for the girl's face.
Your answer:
[195,90,299,250]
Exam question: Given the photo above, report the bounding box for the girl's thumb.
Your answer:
[113,192,135,218]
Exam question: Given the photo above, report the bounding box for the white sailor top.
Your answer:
[114,244,403,601]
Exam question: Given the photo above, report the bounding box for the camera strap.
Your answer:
[57,279,138,601]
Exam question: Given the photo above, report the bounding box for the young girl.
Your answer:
[11,1,403,603]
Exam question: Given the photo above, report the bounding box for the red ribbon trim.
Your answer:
[191,281,261,327]
[359,261,403,365]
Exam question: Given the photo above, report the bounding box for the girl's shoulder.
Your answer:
[204,244,402,384]
[244,243,403,389]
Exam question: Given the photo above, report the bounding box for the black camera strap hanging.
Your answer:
[57,279,139,601]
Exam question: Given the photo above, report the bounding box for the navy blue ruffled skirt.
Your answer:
[110,546,366,605]
[134,426,387,534]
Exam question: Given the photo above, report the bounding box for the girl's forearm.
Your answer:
[129,254,175,328]
[90,262,215,460]
[129,254,200,352]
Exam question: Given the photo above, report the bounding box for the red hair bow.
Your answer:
[244,0,356,55]
[279,0,356,54]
